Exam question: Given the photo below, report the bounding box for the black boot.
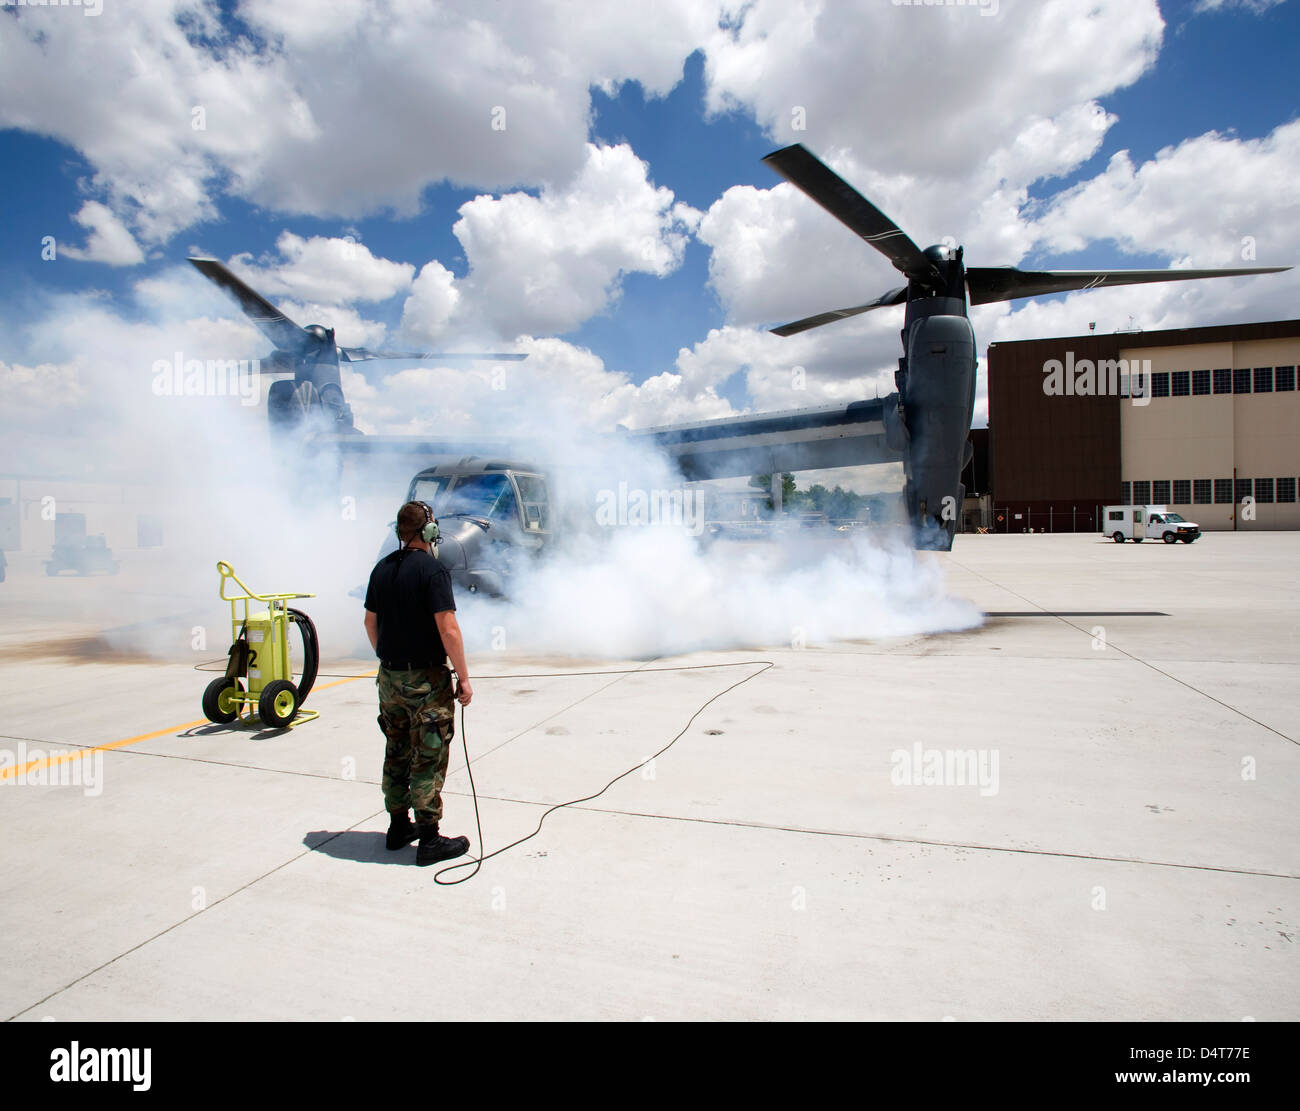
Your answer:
[386,811,418,851]
[415,822,470,866]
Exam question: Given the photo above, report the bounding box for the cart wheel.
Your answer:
[203,677,245,724]
[258,679,299,727]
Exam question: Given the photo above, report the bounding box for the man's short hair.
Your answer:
[396,501,431,543]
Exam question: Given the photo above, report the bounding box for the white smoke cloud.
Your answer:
[0,273,980,668]
[470,524,981,659]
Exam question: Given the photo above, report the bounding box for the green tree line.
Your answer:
[747,473,877,519]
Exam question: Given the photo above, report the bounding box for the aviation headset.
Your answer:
[400,501,440,547]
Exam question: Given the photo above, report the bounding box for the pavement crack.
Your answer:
[947,557,1298,747]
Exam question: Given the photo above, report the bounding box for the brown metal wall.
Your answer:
[987,335,1122,506]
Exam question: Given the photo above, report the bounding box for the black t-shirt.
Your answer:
[363,548,456,664]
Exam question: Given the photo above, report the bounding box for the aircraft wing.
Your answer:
[305,399,905,480]
[340,348,528,363]
[308,433,518,458]
[629,398,903,481]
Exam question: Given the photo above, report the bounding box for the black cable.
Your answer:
[195,652,778,879]
[433,660,774,885]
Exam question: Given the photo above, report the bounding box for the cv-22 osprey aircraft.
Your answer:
[191,146,1288,591]
[749,144,1290,549]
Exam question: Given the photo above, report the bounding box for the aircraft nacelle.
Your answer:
[898,304,976,551]
[266,376,354,434]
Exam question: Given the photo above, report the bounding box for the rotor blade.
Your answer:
[340,348,528,363]
[967,265,1292,306]
[763,144,936,285]
[188,257,306,351]
[771,286,908,337]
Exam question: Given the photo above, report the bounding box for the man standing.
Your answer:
[364,501,473,866]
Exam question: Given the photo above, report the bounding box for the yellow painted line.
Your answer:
[313,671,377,692]
[0,672,377,781]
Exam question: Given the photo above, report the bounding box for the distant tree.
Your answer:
[780,472,796,507]
[826,485,872,520]
[748,472,797,513]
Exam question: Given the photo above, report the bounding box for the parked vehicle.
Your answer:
[45,513,121,575]
[1101,504,1200,544]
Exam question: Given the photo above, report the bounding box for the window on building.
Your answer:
[1132,481,1151,504]
[1278,477,1297,504]
[1192,369,1211,395]
[1193,479,1211,504]
[1152,480,1171,503]
[1120,482,1130,504]
[1171,371,1190,396]
[1172,480,1191,504]
[1236,478,1253,502]
[1214,479,1234,504]
[1275,366,1295,392]
[1213,368,1232,394]
[1254,367,1273,393]
[1234,368,1252,394]
[1254,478,1274,503]
[1151,372,1170,398]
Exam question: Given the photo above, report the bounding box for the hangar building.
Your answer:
[984,318,1300,533]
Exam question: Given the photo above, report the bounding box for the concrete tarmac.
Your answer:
[1,533,1296,1021]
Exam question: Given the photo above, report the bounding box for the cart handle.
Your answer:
[217,561,315,603]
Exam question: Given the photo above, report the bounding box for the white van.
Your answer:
[1102,505,1201,544]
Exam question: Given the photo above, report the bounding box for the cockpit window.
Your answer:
[444,473,518,522]
[514,474,549,531]
[411,478,445,507]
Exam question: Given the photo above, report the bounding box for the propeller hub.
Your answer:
[924,243,960,263]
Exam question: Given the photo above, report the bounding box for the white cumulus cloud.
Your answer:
[60,201,146,266]
[400,143,701,341]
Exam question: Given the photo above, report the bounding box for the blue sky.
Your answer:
[2,0,1298,465]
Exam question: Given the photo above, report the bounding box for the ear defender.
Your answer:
[418,502,439,544]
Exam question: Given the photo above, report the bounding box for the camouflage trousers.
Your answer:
[377,663,456,824]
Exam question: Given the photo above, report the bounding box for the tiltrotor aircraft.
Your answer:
[758,143,1290,548]
[188,256,525,438]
